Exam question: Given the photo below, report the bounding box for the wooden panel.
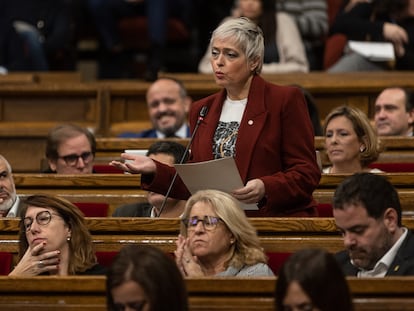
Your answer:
[0,276,414,310]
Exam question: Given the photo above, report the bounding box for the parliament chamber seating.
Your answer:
[0,275,414,310]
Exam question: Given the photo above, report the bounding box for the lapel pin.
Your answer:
[248,120,253,125]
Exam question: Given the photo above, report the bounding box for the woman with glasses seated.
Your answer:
[107,245,188,311]
[9,194,106,276]
[44,123,96,174]
[175,189,274,277]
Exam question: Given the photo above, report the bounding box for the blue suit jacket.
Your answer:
[118,126,191,138]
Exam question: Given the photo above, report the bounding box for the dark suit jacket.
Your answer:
[118,126,191,138]
[335,230,414,276]
[112,202,153,217]
[142,75,321,216]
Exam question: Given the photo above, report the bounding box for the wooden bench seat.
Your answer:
[0,276,414,310]
[11,172,414,216]
[2,217,414,266]
[14,174,146,216]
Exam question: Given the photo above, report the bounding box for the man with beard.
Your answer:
[118,77,191,138]
[374,87,414,136]
[333,172,414,277]
[0,155,22,217]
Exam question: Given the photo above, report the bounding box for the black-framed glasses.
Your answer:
[59,151,93,166]
[112,300,147,311]
[23,210,61,232]
[181,216,223,231]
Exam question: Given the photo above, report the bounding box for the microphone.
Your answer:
[157,106,209,217]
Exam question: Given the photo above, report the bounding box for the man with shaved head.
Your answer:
[0,155,22,217]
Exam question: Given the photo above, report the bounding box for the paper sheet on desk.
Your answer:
[174,157,258,210]
[346,41,395,62]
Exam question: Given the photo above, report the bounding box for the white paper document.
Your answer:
[346,41,395,62]
[174,157,258,210]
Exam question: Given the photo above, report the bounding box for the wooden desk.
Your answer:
[3,217,414,256]
[14,174,146,216]
[0,276,414,310]
[11,172,414,215]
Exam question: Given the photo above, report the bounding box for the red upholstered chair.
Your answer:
[317,203,334,217]
[96,251,118,268]
[73,202,109,217]
[369,162,414,172]
[0,252,13,275]
[266,252,292,275]
[93,164,124,174]
[323,0,347,69]
[323,33,347,70]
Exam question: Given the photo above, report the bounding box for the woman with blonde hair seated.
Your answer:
[175,189,274,277]
[323,105,383,174]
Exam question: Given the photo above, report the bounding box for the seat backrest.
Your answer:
[369,162,414,172]
[266,252,292,275]
[317,203,334,217]
[93,164,124,174]
[73,202,109,217]
[0,252,13,275]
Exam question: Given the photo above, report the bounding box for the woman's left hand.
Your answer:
[174,235,204,277]
[232,178,265,204]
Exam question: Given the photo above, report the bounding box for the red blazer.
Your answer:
[142,75,321,216]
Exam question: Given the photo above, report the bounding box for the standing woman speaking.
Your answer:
[111,17,321,216]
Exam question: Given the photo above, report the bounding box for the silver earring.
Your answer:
[67,236,71,241]
[360,146,366,152]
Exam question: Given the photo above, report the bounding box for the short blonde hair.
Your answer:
[210,17,264,74]
[323,105,383,167]
[180,189,267,269]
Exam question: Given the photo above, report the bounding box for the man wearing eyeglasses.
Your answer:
[45,124,96,174]
[0,155,23,217]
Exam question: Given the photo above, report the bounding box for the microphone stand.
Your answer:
[157,107,208,217]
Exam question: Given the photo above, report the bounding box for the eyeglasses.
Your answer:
[59,151,93,166]
[112,300,147,311]
[23,210,61,232]
[182,216,223,231]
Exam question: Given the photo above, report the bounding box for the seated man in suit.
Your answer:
[113,141,187,217]
[333,172,414,276]
[45,124,96,174]
[0,155,23,217]
[118,77,191,138]
[374,87,414,136]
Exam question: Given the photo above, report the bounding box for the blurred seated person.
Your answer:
[327,0,414,72]
[198,0,309,74]
[374,87,414,136]
[86,0,192,80]
[45,124,96,174]
[107,245,188,311]
[0,155,23,217]
[333,172,414,276]
[113,141,187,217]
[0,0,71,71]
[175,189,274,277]
[9,194,106,276]
[118,78,191,138]
[276,0,329,70]
[323,105,383,173]
[275,248,354,311]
